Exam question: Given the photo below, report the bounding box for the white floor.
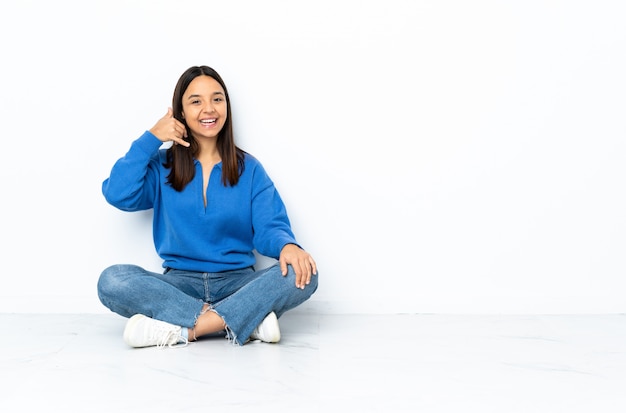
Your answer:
[2,312,626,412]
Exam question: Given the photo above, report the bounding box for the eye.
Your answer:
[213,97,224,103]
[191,99,201,104]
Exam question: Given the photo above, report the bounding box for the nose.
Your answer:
[203,102,216,113]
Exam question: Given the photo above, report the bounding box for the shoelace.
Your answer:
[154,328,189,349]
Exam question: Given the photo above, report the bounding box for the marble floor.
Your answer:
[2,312,626,412]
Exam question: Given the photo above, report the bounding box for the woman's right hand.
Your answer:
[149,107,190,147]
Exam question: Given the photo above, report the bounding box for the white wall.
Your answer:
[1,0,624,314]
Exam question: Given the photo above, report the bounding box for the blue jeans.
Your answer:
[97,263,318,345]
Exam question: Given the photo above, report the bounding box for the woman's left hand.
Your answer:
[279,244,317,289]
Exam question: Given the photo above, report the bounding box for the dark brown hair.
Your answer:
[164,66,245,190]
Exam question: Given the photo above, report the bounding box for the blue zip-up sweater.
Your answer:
[102,131,299,273]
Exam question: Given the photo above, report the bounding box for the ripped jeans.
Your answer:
[97,263,318,345]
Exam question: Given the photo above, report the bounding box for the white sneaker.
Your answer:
[250,312,281,343]
[123,314,188,348]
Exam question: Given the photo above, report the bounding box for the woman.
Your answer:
[97,65,318,348]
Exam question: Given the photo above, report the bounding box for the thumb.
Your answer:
[165,107,174,119]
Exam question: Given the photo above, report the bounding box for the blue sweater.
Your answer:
[102,131,298,272]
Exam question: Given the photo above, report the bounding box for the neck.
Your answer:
[196,139,221,164]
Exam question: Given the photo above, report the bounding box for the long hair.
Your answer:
[164,66,245,190]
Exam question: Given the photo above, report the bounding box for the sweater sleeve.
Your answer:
[250,161,300,259]
[102,131,164,211]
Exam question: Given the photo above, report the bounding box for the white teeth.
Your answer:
[201,119,216,124]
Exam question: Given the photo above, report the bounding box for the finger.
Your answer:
[174,138,190,147]
[309,257,318,276]
[174,122,185,137]
[296,261,309,289]
[290,260,301,287]
[303,261,313,286]
[301,260,311,281]
[279,257,288,276]
[175,120,188,138]
[170,122,189,147]
[297,268,309,289]
[174,133,190,147]
[300,257,315,287]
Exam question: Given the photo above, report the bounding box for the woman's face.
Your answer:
[181,75,228,140]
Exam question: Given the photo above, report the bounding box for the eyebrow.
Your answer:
[186,91,225,99]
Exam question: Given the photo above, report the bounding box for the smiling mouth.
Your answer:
[200,119,216,125]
